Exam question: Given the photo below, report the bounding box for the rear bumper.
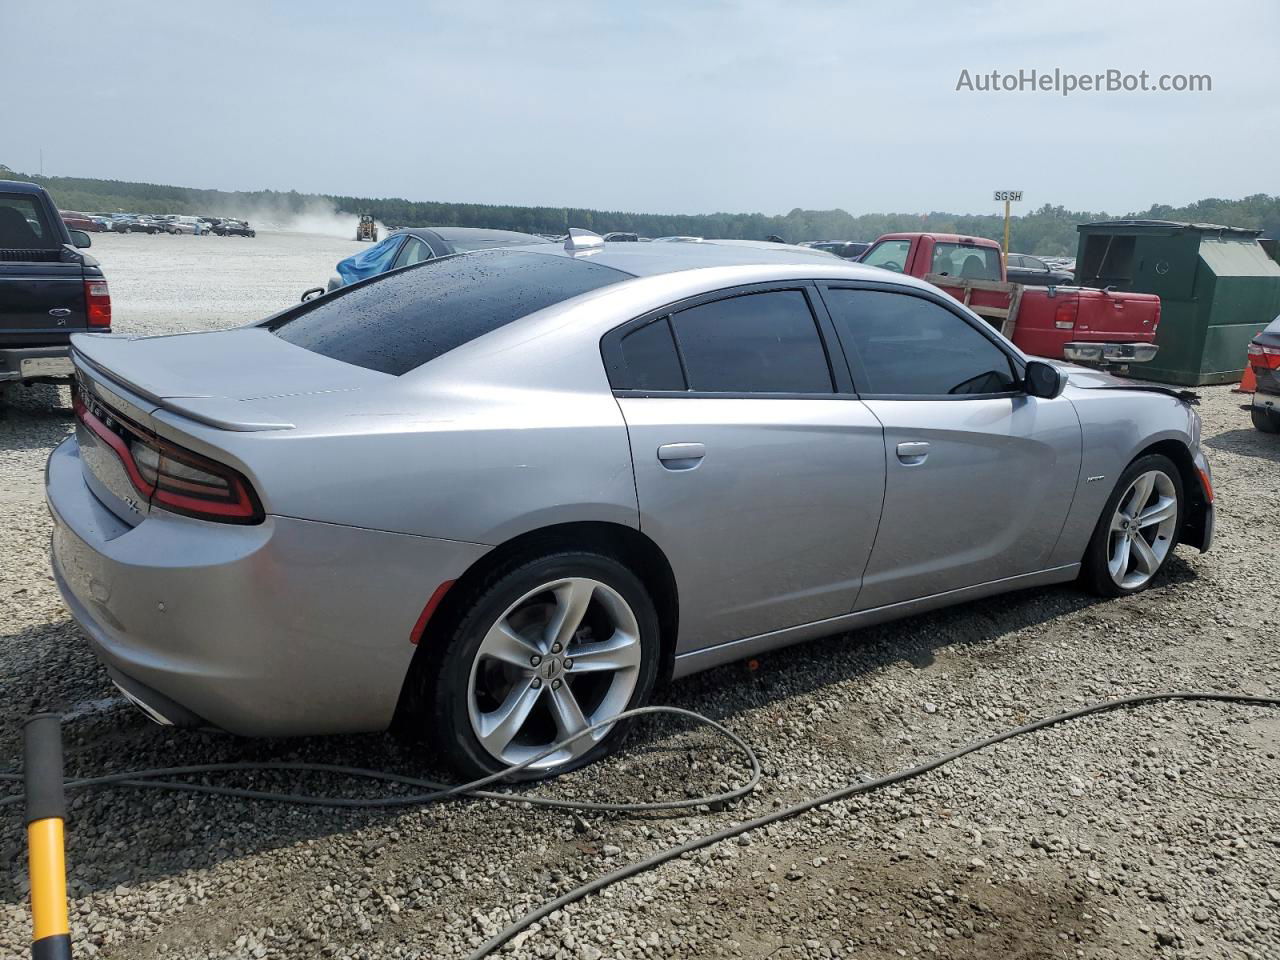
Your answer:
[46,435,490,736]
[0,345,74,383]
[1252,366,1280,399]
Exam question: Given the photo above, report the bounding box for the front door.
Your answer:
[819,284,1082,610]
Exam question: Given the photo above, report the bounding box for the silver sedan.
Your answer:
[47,233,1214,778]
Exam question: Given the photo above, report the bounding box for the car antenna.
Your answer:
[564,228,604,254]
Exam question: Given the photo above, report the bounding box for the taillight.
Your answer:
[1054,301,1078,330]
[74,395,262,523]
[84,279,111,328]
[1250,342,1280,370]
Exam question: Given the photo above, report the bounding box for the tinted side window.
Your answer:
[826,289,1017,396]
[618,318,685,390]
[272,250,631,376]
[670,290,833,394]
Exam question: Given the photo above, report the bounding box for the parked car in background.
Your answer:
[602,232,639,242]
[90,216,116,232]
[861,232,1161,367]
[1,180,110,401]
[213,219,255,237]
[803,240,870,260]
[118,215,164,234]
[302,226,551,298]
[1247,315,1280,432]
[165,216,204,235]
[1006,253,1075,286]
[60,211,102,233]
[49,233,1212,778]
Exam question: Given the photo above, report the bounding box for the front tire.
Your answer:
[424,551,661,781]
[1252,404,1280,433]
[1082,454,1184,597]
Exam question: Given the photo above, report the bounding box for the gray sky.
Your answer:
[5,0,1277,216]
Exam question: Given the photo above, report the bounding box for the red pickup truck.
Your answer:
[860,233,1160,366]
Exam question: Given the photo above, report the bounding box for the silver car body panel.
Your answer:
[49,244,1209,736]
[1047,374,1207,567]
[854,394,1081,609]
[619,395,886,651]
[48,437,489,735]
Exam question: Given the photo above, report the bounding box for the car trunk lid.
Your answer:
[70,327,392,525]
[71,328,392,430]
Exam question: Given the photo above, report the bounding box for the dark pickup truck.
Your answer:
[1,180,111,400]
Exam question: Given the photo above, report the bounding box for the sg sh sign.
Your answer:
[993,190,1024,202]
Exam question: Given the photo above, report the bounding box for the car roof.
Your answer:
[875,232,1001,247]
[396,226,549,244]
[490,237,901,279]
[0,179,46,196]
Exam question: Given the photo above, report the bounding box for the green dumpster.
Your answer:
[1075,220,1280,385]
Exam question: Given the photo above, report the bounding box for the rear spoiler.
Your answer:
[72,349,295,431]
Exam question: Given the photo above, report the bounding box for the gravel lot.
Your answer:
[1,232,1278,959]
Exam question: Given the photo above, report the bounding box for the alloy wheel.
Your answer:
[466,577,642,770]
[1107,469,1178,590]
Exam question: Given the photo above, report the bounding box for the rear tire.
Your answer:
[1081,454,1184,597]
[422,551,661,781]
[1252,404,1280,433]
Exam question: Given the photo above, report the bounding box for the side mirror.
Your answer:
[69,230,91,249]
[1023,360,1064,399]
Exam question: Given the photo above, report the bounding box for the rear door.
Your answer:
[606,284,887,652]
[0,191,86,344]
[819,283,1081,609]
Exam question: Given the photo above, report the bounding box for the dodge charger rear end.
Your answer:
[47,238,1214,778]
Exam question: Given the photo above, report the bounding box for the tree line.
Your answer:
[4,164,1278,257]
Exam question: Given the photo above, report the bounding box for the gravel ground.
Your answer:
[1,233,1278,959]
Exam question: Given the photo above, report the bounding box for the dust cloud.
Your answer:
[221,196,388,239]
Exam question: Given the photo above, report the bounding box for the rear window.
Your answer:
[0,192,58,249]
[930,242,1002,281]
[271,250,631,375]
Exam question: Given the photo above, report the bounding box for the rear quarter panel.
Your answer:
[1048,385,1200,566]
[159,295,643,545]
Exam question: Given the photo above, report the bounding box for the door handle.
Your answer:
[48,308,72,317]
[896,441,930,465]
[657,443,705,470]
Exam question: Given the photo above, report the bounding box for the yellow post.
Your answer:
[28,820,68,944]
[24,714,71,960]
[1003,198,1011,267]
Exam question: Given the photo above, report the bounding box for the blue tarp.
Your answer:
[335,235,402,288]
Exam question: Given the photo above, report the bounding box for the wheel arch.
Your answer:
[1130,437,1210,551]
[393,520,680,728]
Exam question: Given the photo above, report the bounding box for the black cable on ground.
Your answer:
[2,693,1277,959]
[0,706,761,813]
[461,692,1279,959]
